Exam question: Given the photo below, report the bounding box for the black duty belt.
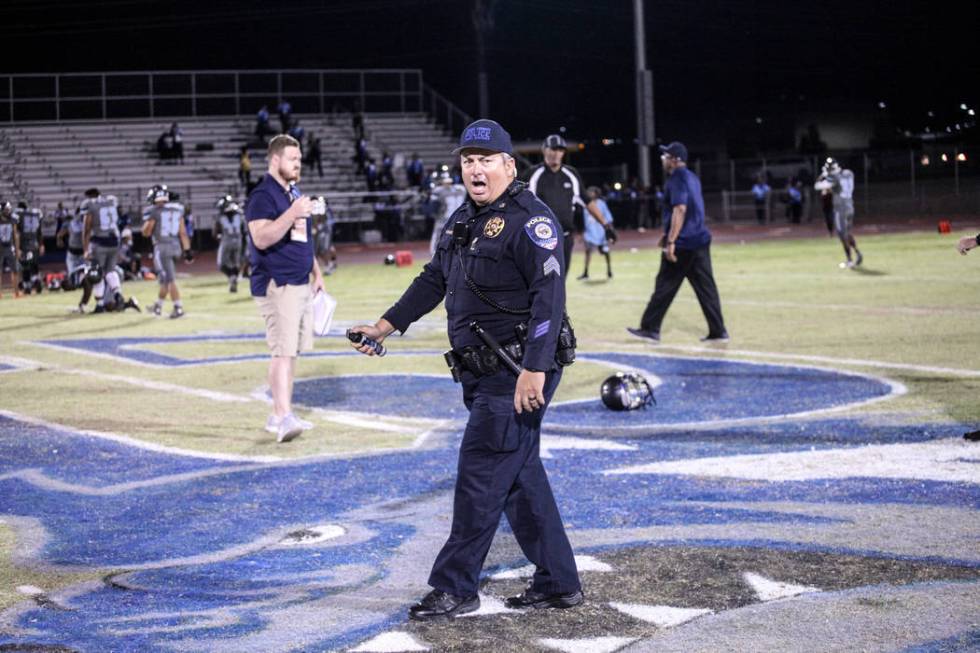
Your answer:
[446,340,524,380]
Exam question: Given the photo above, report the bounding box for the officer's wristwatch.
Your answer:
[524,367,545,373]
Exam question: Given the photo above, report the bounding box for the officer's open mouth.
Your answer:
[471,180,487,188]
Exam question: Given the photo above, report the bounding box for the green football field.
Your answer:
[1,228,979,646]
[0,228,978,463]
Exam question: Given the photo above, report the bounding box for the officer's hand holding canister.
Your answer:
[515,369,546,414]
[349,319,395,356]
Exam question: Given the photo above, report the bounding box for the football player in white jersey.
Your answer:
[215,195,245,292]
[81,188,132,311]
[0,202,21,298]
[142,185,192,318]
[815,158,863,268]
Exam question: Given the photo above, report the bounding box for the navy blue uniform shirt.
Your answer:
[244,173,314,296]
[663,167,711,250]
[383,180,566,372]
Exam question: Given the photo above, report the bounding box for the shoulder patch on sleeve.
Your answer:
[524,215,558,250]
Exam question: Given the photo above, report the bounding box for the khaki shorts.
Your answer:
[255,280,314,357]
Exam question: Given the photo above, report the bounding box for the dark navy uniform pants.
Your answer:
[428,368,581,598]
[640,245,726,338]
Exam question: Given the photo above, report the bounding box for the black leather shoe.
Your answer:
[408,589,480,621]
[505,586,584,610]
[626,327,660,342]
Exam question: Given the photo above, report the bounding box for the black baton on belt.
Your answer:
[470,321,523,376]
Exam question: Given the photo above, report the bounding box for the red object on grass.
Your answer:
[395,250,413,267]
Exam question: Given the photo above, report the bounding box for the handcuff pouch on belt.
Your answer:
[444,340,524,381]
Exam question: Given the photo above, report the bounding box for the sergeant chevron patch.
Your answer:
[543,255,560,277]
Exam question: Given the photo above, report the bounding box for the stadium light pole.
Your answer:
[634,0,654,188]
[473,0,497,118]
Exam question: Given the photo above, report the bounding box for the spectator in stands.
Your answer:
[304,133,323,178]
[239,146,252,190]
[380,151,394,189]
[352,102,365,140]
[278,100,293,133]
[169,122,185,164]
[365,158,379,191]
[406,152,425,188]
[256,105,274,141]
[354,137,368,174]
[288,119,305,143]
[157,129,175,163]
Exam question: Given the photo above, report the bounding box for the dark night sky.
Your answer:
[2,0,977,150]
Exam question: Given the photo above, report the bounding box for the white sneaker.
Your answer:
[277,413,303,443]
[266,414,313,434]
[265,414,279,434]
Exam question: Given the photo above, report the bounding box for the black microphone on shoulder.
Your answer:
[347,328,386,357]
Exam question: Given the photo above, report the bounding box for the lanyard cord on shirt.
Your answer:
[453,222,531,316]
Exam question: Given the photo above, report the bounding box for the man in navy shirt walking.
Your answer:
[628,141,728,343]
[246,134,325,443]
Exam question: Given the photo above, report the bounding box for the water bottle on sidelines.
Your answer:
[347,328,387,357]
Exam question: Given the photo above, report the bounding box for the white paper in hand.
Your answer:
[312,290,337,336]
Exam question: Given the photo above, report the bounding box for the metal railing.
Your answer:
[0,69,427,123]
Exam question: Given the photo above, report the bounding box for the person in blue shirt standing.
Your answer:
[578,186,615,280]
[349,119,583,621]
[245,134,325,444]
[628,141,729,342]
[751,174,771,224]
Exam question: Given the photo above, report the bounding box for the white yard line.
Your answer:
[63,367,250,403]
[0,409,280,463]
[604,437,978,484]
[601,343,980,378]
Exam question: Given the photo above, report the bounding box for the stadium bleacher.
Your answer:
[0,112,458,233]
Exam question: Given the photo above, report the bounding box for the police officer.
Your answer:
[349,119,583,620]
[526,134,614,278]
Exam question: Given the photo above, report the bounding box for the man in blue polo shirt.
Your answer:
[627,141,728,343]
[246,134,325,443]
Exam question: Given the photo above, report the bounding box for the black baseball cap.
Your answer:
[659,141,688,161]
[543,134,567,150]
[452,119,513,156]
